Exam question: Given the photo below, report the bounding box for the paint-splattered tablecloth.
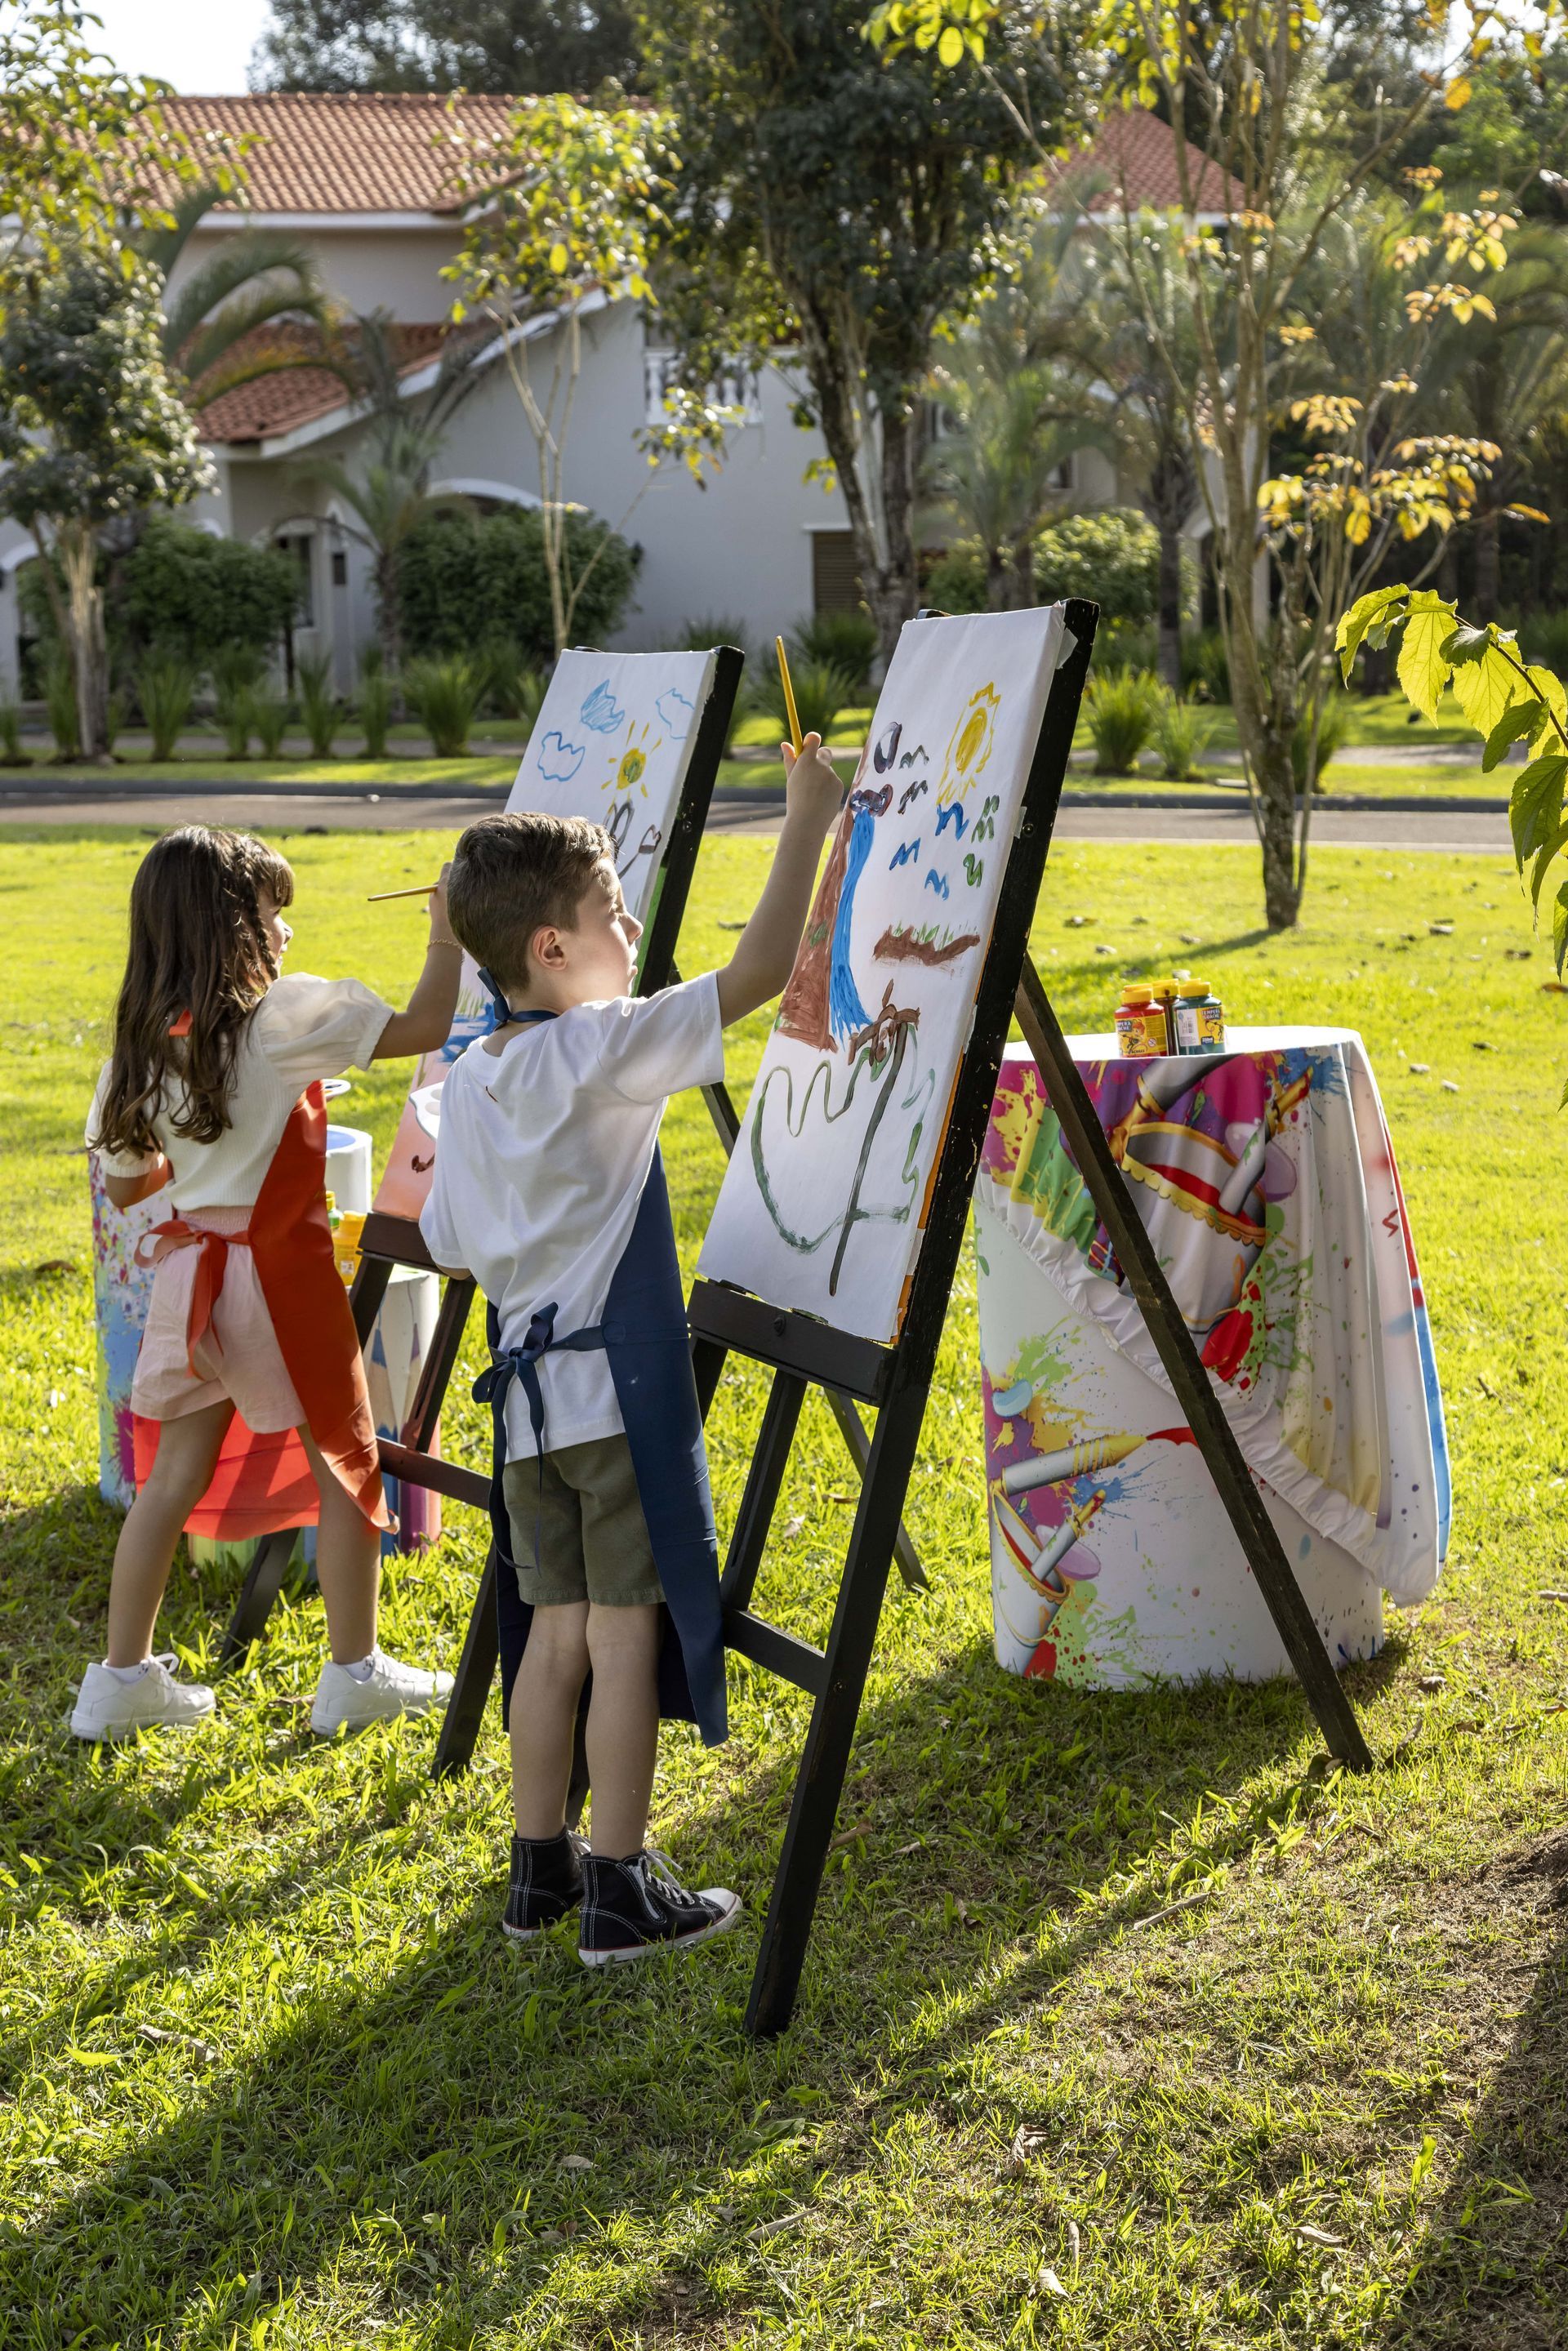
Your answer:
[974,1029,1449,1684]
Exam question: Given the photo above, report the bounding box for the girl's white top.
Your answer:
[87,973,393,1211]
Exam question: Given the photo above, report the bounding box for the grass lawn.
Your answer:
[2,828,1567,2347]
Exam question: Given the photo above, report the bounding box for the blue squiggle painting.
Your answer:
[537,732,586,782]
[580,682,625,732]
[656,687,695,737]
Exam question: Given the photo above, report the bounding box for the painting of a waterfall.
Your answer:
[698,605,1070,1345]
[373,646,717,1218]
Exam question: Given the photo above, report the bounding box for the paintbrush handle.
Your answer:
[366,883,441,902]
[774,634,804,755]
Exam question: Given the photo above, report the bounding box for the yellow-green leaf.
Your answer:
[1451,642,1532,741]
[1529,819,1568,913]
[1396,590,1459,724]
[1510,755,1568,870]
[1482,701,1544,771]
[548,241,568,274]
[1446,76,1472,110]
[938,24,964,63]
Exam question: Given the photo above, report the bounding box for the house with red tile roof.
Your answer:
[0,96,1236,694]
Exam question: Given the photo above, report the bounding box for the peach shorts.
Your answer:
[130,1206,306,1432]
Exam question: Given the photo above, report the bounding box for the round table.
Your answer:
[973,1028,1449,1687]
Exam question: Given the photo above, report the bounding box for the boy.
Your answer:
[423,732,844,1966]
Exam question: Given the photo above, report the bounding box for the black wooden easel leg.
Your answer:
[432,1546,500,1779]
[744,1374,929,2037]
[1013,964,1374,1772]
[218,1528,301,1672]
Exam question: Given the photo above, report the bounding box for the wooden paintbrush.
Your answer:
[366,883,441,902]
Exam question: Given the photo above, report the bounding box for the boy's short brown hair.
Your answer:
[447,812,612,987]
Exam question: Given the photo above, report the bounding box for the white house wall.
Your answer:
[173,222,466,327]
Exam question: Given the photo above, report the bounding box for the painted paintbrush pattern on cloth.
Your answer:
[973,1030,1449,1683]
[373,648,717,1218]
[698,606,1068,1345]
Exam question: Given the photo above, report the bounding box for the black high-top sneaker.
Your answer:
[502,1829,586,1941]
[578,1847,742,1967]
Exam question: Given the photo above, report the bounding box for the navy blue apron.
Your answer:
[470,1007,728,1748]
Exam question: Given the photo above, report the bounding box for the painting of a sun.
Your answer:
[606,718,662,799]
[937,680,1000,803]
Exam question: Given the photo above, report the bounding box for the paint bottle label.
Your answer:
[1117,1007,1168,1056]
[1174,1002,1204,1053]
[1198,1000,1225,1049]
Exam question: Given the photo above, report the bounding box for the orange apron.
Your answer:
[132,1081,391,1540]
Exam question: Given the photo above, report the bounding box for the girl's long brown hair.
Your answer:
[91,827,295,1155]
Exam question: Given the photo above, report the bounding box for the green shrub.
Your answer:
[105,688,126,757]
[675,612,750,655]
[122,519,299,665]
[296,652,337,758]
[1152,692,1214,781]
[1097,617,1158,671]
[219,685,254,759]
[45,651,78,760]
[253,693,291,757]
[398,506,640,668]
[357,664,393,758]
[137,653,195,762]
[920,540,988,614]
[1292,694,1352,794]
[1085,666,1160,775]
[0,699,27,764]
[405,655,479,758]
[479,641,546,727]
[1182,626,1231,705]
[789,609,877,690]
[1036,509,1159,622]
[757,652,860,745]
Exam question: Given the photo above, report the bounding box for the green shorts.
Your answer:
[502,1432,664,1610]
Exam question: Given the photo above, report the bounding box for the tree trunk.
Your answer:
[791,301,920,677]
[58,523,109,760]
[1156,519,1183,691]
[1254,718,1300,929]
[376,546,403,672]
[1474,507,1500,624]
[985,546,1007,610]
[1008,540,1034,610]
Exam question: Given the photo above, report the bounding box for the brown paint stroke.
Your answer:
[873,925,981,967]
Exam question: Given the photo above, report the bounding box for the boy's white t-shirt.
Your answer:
[87,973,394,1210]
[420,975,724,1461]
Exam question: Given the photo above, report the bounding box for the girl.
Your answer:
[74,826,463,1742]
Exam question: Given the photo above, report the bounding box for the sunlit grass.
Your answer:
[1,827,1566,2346]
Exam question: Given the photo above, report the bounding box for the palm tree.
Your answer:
[921,212,1111,608]
[1077,219,1207,688]
[1423,218,1568,619]
[288,310,493,665]
[139,183,328,412]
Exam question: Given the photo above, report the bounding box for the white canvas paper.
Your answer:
[697,605,1068,1345]
[374,645,718,1217]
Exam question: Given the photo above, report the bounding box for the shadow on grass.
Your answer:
[3,1627,1383,2346]
[1388,1828,1568,2350]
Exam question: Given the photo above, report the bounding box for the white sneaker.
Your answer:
[69,1654,216,1743]
[310,1646,453,1735]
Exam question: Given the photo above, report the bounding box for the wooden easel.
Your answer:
[313,599,1375,2037]
[673,596,1370,2033]
[217,640,923,1677]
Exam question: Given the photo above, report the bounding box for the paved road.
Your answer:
[0,779,1512,853]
